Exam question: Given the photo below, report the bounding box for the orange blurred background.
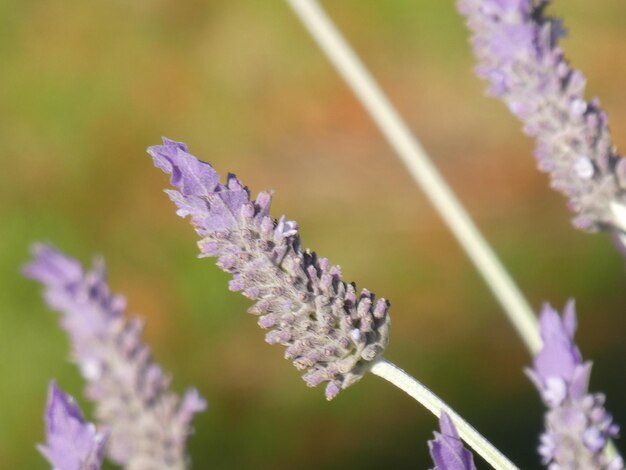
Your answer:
[1,1,626,468]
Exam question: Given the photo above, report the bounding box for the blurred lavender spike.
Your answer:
[24,244,207,470]
[39,381,107,470]
[458,0,626,232]
[148,137,391,400]
[527,302,623,469]
[429,412,477,470]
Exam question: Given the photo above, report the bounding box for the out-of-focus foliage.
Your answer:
[1,1,625,468]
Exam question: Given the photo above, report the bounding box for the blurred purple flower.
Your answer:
[527,302,623,469]
[25,244,207,470]
[458,0,626,232]
[428,412,476,470]
[149,138,390,400]
[38,380,107,470]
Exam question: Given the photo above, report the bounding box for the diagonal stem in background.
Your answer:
[285,0,540,354]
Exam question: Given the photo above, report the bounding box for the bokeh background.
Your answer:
[2,1,626,468]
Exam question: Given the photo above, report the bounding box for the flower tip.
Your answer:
[45,379,86,432]
[562,298,577,335]
[40,380,107,470]
[324,381,341,401]
[161,136,188,150]
[179,388,208,423]
[429,411,476,470]
[147,136,188,156]
[438,412,457,439]
[533,301,584,387]
[23,243,83,288]
[148,138,227,201]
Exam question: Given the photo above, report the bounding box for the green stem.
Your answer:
[370,358,519,470]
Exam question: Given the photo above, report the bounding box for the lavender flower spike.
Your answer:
[527,301,623,469]
[39,380,107,470]
[429,412,477,470]
[24,244,207,470]
[458,0,626,232]
[148,138,391,400]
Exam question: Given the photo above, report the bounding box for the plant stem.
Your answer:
[285,0,541,354]
[370,358,519,470]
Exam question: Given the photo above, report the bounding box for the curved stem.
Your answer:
[285,0,540,354]
[370,358,519,470]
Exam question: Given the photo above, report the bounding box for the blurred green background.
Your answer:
[2,1,626,468]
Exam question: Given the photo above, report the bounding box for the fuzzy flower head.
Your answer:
[527,302,622,469]
[38,381,108,470]
[149,138,391,400]
[429,412,476,470]
[458,0,626,232]
[25,244,207,470]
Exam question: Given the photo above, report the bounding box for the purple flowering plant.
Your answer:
[15,0,626,468]
[25,244,207,469]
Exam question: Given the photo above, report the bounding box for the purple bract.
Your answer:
[38,381,107,470]
[429,412,476,470]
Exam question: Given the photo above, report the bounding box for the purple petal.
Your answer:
[178,389,208,424]
[38,381,107,470]
[149,137,250,230]
[23,243,83,288]
[148,137,221,197]
[532,303,583,384]
[429,412,476,470]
